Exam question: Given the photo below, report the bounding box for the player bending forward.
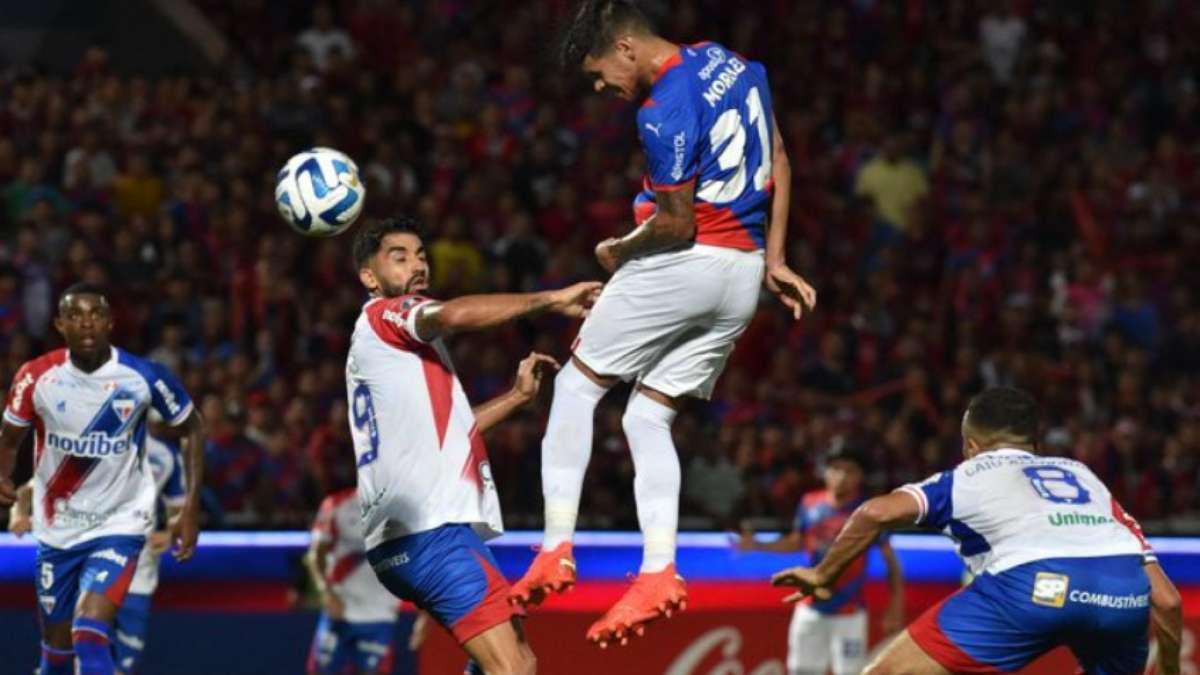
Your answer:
[305,487,405,674]
[513,0,816,648]
[0,284,205,675]
[772,387,1184,675]
[738,445,905,675]
[346,217,600,675]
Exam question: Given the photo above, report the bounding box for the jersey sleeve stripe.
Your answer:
[898,485,928,524]
[2,409,31,427]
[165,400,194,427]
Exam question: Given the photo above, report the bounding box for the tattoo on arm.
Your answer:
[609,184,697,266]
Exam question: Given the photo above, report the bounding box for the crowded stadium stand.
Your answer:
[2,1,1199,673]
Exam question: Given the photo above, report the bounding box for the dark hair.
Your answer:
[559,0,654,72]
[59,282,108,307]
[352,216,425,270]
[825,443,870,473]
[965,387,1039,444]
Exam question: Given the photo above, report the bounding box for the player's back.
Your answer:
[901,448,1152,576]
[345,295,502,551]
[4,347,193,549]
[634,42,775,251]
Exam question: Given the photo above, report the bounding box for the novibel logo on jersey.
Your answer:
[46,431,134,457]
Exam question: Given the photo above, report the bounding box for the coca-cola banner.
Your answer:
[420,607,1200,674]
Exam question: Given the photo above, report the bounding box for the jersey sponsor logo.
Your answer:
[701,56,747,108]
[1068,590,1150,609]
[154,379,182,416]
[1047,512,1115,527]
[90,548,130,567]
[371,551,410,572]
[46,431,133,457]
[671,131,687,180]
[382,308,406,328]
[1031,572,1069,608]
[697,46,727,81]
[8,372,33,412]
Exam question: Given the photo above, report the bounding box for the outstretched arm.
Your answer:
[764,111,816,320]
[0,421,30,506]
[772,492,919,600]
[414,282,601,343]
[472,353,560,434]
[595,185,696,273]
[1146,560,1183,675]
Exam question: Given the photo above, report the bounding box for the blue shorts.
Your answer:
[366,524,515,645]
[35,535,145,625]
[306,613,396,674]
[113,592,152,674]
[910,555,1150,674]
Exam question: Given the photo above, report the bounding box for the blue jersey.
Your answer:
[634,42,774,251]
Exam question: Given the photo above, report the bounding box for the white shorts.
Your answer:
[574,244,763,399]
[787,604,868,675]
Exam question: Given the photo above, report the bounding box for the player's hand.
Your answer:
[7,508,31,537]
[322,589,346,620]
[0,477,16,507]
[148,530,172,555]
[731,527,757,551]
[595,238,621,273]
[170,506,200,562]
[548,281,603,319]
[512,352,560,404]
[765,263,816,320]
[771,566,833,604]
[408,611,431,651]
[881,602,905,636]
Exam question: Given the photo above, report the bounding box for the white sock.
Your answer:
[623,392,680,573]
[541,361,609,549]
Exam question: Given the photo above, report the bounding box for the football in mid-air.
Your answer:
[274,147,365,237]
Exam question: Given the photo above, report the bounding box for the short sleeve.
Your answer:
[791,502,808,534]
[311,498,336,545]
[147,362,194,426]
[898,470,955,530]
[366,294,438,349]
[637,99,701,190]
[3,361,37,427]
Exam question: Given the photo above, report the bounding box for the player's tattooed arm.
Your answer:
[771,491,919,601]
[0,421,30,506]
[595,183,696,273]
[1146,561,1183,675]
[413,283,602,341]
[171,409,206,562]
[472,353,560,433]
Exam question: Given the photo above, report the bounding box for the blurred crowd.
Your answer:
[2,0,1200,532]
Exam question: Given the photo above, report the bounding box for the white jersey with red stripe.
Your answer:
[313,489,400,623]
[3,347,194,550]
[345,295,502,551]
[899,448,1154,576]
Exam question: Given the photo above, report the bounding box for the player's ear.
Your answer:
[358,266,378,294]
[614,36,636,62]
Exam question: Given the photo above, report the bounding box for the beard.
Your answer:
[377,276,425,298]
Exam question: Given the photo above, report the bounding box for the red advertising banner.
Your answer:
[420,583,1200,674]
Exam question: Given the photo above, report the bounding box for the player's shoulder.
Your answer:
[14,348,68,381]
[112,347,167,381]
[321,487,358,512]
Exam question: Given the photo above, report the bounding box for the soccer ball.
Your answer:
[274,147,365,237]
